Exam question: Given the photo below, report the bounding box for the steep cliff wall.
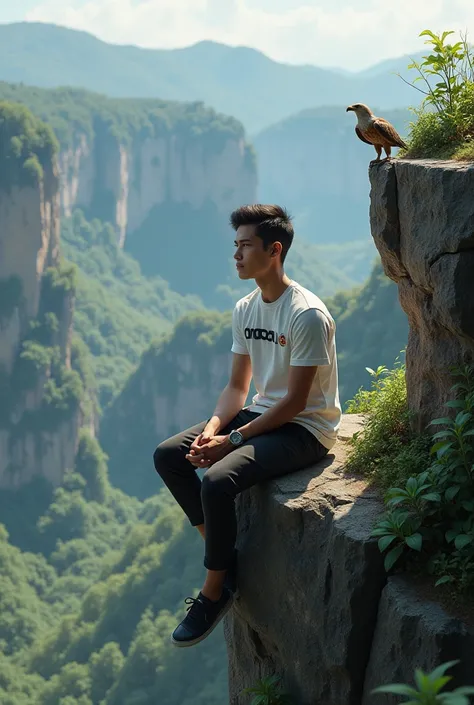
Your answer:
[0,102,86,489]
[369,160,474,432]
[58,118,255,249]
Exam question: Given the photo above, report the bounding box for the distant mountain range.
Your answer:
[0,22,424,133]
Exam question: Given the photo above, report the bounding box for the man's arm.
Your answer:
[203,353,252,436]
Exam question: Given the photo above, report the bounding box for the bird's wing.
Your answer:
[373,118,407,148]
[355,126,373,145]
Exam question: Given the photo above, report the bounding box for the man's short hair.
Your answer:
[230,204,294,263]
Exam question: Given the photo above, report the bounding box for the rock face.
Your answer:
[225,415,474,704]
[369,160,474,432]
[362,576,474,704]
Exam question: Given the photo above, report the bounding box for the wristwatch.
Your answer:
[229,429,244,446]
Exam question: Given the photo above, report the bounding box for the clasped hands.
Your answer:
[185,428,233,468]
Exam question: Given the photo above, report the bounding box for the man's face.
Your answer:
[233,225,278,280]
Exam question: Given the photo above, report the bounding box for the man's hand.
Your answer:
[186,435,233,468]
[188,422,219,457]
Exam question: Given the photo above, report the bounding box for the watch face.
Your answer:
[230,430,243,445]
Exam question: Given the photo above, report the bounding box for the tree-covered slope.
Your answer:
[0,22,417,133]
[0,83,256,306]
[0,439,228,705]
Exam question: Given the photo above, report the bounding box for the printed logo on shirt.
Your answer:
[244,327,286,346]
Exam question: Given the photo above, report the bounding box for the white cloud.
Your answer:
[25,0,474,70]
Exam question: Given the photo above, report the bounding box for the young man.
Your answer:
[153,204,341,648]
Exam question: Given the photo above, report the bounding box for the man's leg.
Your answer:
[201,422,328,586]
[153,420,208,530]
[170,421,328,647]
[153,409,259,534]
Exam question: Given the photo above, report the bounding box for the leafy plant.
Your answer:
[371,364,474,586]
[345,359,432,491]
[400,29,474,159]
[406,30,470,115]
[372,660,474,704]
[243,675,292,705]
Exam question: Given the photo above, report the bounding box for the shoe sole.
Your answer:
[170,594,234,648]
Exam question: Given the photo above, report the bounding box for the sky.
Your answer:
[1,0,474,71]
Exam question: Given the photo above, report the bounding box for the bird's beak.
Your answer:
[346,106,354,112]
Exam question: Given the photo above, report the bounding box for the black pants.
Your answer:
[153,409,329,571]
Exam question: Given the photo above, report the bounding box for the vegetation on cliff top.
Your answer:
[0,82,248,153]
[402,30,474,160]
[0,101,57,189]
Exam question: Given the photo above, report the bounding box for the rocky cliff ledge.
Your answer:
[225,415,474,704]
[369,160,474,432]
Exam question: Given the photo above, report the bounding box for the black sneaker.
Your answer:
[171,588,234,648]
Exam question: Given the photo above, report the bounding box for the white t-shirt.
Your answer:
[231,280,342,449]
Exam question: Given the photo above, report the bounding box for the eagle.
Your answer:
[346,103,407,165]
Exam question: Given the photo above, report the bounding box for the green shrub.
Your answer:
[371,364,474,587]
[345,361,432,490]
[0,101,57,189]
[243,675,292,705]
[75,431,108,504]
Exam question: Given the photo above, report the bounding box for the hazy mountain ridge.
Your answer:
[0,22,421,133]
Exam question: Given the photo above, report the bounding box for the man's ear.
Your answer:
[271,241,283,258]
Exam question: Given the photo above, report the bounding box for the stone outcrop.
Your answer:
[225,415,474,704]
[369,160,474,432]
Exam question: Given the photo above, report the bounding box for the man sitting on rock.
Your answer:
[153,204,342,648]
